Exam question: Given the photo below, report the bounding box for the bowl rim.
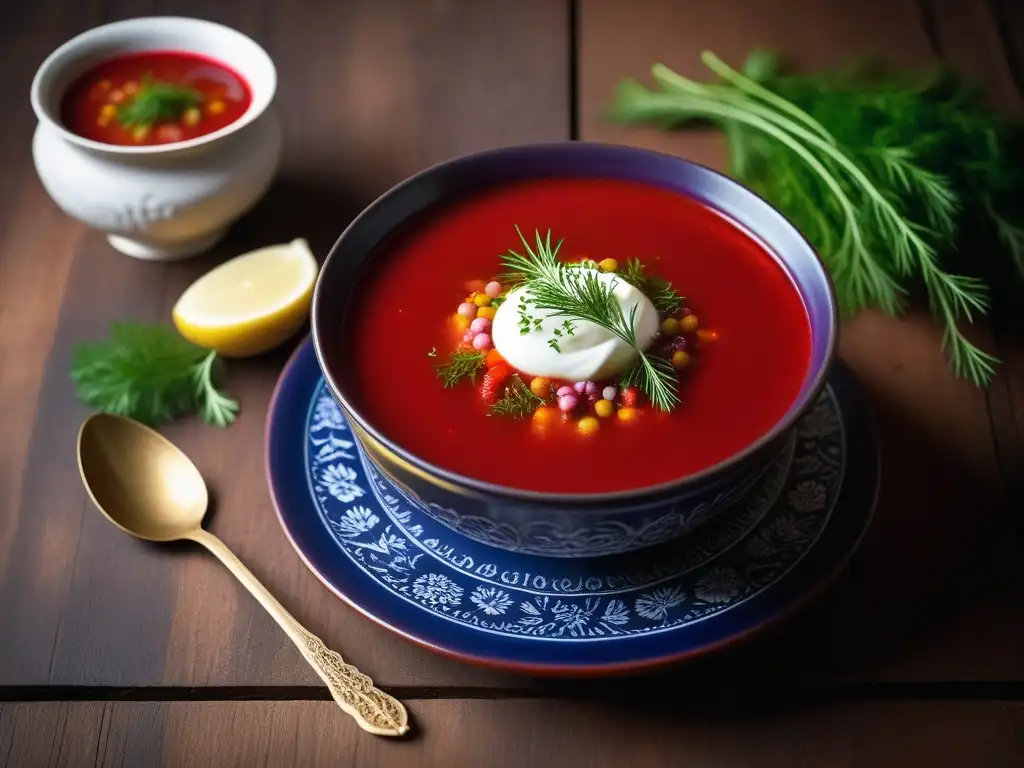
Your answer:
[29,15,277,156]
[312,140,839,505]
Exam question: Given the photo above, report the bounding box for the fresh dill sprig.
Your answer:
[609,49,1023,387]
[117,75,201,128]
[489,375,544,418]
[192,351,240,427]
[500,227,563,285]
[621,258,647,289]
[547,318,578,353]
[619,257,683,314]
[70,322,238,428]
[434,350,486,388]
[622,354,677,403]
[501,227,680,411]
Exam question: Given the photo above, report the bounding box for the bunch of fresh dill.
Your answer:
[610,50,1024,386]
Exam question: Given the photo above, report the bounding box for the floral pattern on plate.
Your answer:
[303,380,844,641]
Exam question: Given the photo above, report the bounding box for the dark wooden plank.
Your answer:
[577,0,1022,683]
[925,0,1024,512]
[0,0,182,689]
[0,701,109,768]
[2,699,1022,767]
[0,0,569,688]
[0,0,102,674]
[5,0,1019,698]
[990,0,1024,89]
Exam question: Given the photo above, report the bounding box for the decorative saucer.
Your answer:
[266,339,879,675]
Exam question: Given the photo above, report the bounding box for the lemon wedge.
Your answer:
[172,238,319,357]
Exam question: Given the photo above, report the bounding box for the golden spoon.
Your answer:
[76,412,409,737]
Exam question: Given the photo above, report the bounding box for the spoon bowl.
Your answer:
[77,413,208,542]
[75,412,409,736]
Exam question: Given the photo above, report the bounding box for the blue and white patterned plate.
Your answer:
[267,339,879,675]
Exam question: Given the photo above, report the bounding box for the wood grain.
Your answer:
[2,698,1023,767]
[0,0,568,688]
[2,0,1022,701]
[930,0,1024,512]
[3,0,1024,763]
[577,0,1023,683]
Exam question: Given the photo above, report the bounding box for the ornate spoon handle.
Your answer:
[190,529,409,736]
[296,626,410,736]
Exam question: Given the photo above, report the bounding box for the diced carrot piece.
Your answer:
[485,348,505,368]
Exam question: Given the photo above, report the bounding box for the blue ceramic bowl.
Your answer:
[311,142,837,559]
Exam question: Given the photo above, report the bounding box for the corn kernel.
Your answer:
[598,258,618,272]
[671,350,690,370]
[183,107,201,127]
[473,293,491,307]
[207,100,226,115]
[532,406,559,430]
[578,416,600,435]
[660,317,679,335]
[594,399,614,418]
[617,406,639,423]
[679,314,699,333]
[529,377,551,398]
[131,125,150,142]
[476,306,496,321]
[99,103,117,120]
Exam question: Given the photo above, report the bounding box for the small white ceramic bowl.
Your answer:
[30,16,283,261]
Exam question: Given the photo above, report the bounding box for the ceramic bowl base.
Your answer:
[107,228,228,261]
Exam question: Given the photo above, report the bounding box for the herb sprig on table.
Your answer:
[71,323,239,427]
[500,227,680,411]
[610,50,1024,386]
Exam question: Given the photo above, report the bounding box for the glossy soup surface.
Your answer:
[61,51,251,146]
[344,178,812,494]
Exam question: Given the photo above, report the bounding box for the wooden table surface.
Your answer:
[2,0,1022,765]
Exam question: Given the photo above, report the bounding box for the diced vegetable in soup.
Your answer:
[343,178,812,494]
[60,51,251,146]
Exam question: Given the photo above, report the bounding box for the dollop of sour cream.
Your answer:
[491,269,660,382]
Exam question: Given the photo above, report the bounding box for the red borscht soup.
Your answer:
[60,51,251,146]
[344,178,811,494]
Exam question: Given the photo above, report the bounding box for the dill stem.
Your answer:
[697,52,837,144]
[619,88,903,312]
[660,61,935,278]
